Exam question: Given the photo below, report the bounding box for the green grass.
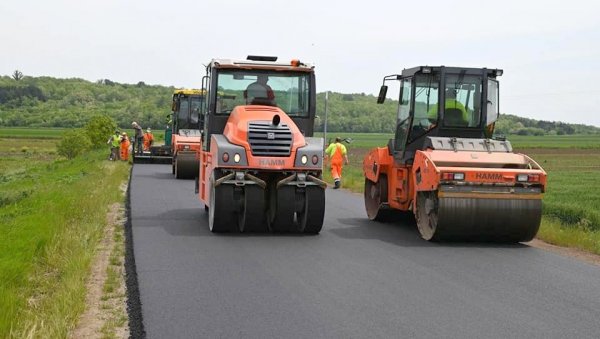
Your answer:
[538,217,600,254]
[0,133,130,338]
[316,132,600,150]
[509,134,600,149]
[0,128,66,139]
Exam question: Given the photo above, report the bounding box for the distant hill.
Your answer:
[0,76,173,129]
[1,76,599,135]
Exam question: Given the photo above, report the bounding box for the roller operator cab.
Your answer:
[170,89,204,179]
[197,56,326,233]
[363,66,547,242]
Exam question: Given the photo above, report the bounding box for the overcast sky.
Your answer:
[1,0,600,126]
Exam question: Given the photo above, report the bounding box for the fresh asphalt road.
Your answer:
[131,164,600,339]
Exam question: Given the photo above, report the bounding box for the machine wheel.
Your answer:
[415,191,441,241]
[208,171,237,233]
[172,157,175,175]
[239,185,268,232]
[298,186,325,234]
[364,175,394,221]
[175,157,181,179]
[269,185,296,232]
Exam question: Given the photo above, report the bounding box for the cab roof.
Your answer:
[173,89,205,96]
[400,66,503,78]
[209,57,314,72]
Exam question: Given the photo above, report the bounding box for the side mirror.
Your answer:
[377,85,388,104]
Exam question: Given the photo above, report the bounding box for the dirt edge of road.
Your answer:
[70,197,129,338]
[527,239,600,267]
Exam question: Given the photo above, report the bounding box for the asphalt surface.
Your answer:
[130,164,600,339]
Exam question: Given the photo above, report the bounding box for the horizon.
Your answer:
[2,72,599,129]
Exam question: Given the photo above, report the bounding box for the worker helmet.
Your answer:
[146,128,151,132]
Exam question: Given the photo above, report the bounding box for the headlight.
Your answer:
[517,174,529,182]
[233,153,241,163]
[183,145,190,150]
[312,155,319,165]
[453,173,465,180]
[301,155,308,165]
[222,152,229,162]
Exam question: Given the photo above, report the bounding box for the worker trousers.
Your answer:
[330,161,342,180]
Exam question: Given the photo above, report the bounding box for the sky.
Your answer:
[1,0,600,126]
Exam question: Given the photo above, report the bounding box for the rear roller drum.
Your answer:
[269,185,296,232]
[416,191,441,241]
[239,185,268,233]
[298,186,325,234]
[364,175,394,222]
[208,172,237,233]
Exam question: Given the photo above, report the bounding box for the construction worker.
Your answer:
[425,88,468,126]
[120,132,131,161]
[143,128,154,151]
[244,74,275,105]
[131,121,144,154]
[325,137,349,189]
[107,130,121,161]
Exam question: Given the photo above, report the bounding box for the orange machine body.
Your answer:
[363,146,547,213]
[198,105,322,205]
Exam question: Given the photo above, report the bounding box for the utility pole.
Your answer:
[324,91,329,146]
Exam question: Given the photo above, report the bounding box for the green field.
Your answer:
[0,127,66,139]
[324,133,600,254]
[319,132,600,150]
[0,129,130,338]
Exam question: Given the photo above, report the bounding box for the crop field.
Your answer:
[0,129,130,338]
[323,133,600,254]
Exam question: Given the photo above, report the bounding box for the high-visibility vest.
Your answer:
[111,134,120,147]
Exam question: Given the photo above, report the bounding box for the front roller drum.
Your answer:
[208,172,238,233]
[174,156,199,179]
[416,191,542,242]
[239,185,268,233]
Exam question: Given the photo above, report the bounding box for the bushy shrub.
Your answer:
[84,115,117,148]
[57,129,92,159]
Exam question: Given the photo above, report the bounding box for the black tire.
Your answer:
[239,185,268,232]
[364,175,394,222]
[172,157,175,175]
[268,185,296,232]
[208,171,237,233]
[299,186,325,234]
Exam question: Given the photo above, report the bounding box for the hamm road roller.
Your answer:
[170,89,204,179]
[132,89,204,175]
[196,56,326,233]
[363,66,547,242]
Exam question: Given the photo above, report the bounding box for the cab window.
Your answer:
[409,73,439,142]
[443,74,483,128]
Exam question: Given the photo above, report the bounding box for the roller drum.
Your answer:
[175,156,199,179]
[436,197,541,242]
[417,191,542,242]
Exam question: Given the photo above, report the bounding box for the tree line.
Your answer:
[1,74,598,135]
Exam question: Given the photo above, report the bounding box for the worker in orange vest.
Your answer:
[120,132,131,161]
[143,128,154,151]
[325,137,349,189]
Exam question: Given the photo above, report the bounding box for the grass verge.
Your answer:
[0,150,130,338]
